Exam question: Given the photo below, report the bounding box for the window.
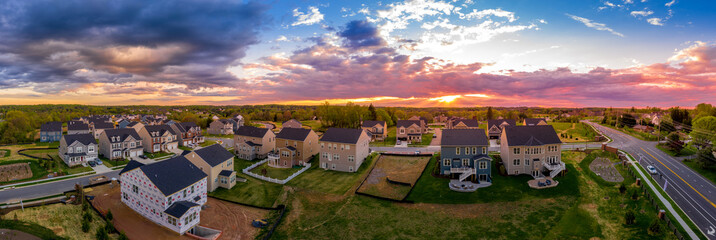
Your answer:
[332,164,336,169]
[400,128,405,134]
[464,147,468,154]
[462,159,469,166]
[482,147,486,154]
[513,148,520,154]
[68,147,73,153]
[513,159,520,166]
[322,152,330,160]
[132,185,138,194]
[88,146,94,153]
[76,146,82,153]
[479,162,487,169]
[525,159,530,166]
[333,154,340,161]
[346,145,350,150]
[123,193,129,200]
[456,147,460,155]
[443,159,450,167]
[349,166,354,172]
[348,155,355,162]
[472,147,477,154]
[321,143,324,148]
[167,216,177,226]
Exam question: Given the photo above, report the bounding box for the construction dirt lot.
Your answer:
[90,183,272,240]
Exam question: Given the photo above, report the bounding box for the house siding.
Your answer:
[319,132,370,172]
[184,153,234,192]
[499,131,562,176]
[233,131,276,160]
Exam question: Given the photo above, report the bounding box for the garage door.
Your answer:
[130,151,136,157]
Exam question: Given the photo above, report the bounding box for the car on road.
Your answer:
[415,150,421,155]
[647,165,657,174]
[433,134,436,138]
[88,161,97,167]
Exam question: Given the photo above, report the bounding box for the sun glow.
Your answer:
[429,95,461,103]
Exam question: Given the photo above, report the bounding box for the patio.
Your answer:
[528,177,560,189]
[449,180,492,192]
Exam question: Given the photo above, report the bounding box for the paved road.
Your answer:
[586,121,716,239]
[0,170,120,204]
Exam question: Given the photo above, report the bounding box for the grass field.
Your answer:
[655,143,697,157]
[8,203,117,240]
[300,120,323,131]
[356,155,430,200]
[249,162,302,180]
[600,123,660,141]
[208,158,284,208]
[200,140,217,147]
[369,127,397,147]
[143,151,172,159]
[550,122,598,142]
[287,153,378,195]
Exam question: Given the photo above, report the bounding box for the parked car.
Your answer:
[88,161,97,167]
[139,155,148,159]
[397,140,402,145]
[647,165,657,174]
[415,150,421,155]
[95,159,102,165]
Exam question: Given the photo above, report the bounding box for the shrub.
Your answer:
[105,221,115,233]
[83,212,93,222]
[625,210,636,225]
[631,190,639,200]
[118,232,129,240]
[95,226,109,240]
[81,219,90,233]
[648,219,662,234]
[618,184,626,194]
[106,210,113,221]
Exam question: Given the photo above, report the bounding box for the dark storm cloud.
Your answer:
[338,20,386,50]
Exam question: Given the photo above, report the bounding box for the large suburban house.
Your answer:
[361,120,386,141]
[138,125,179,153]
[119,157,207,235]
[59,133,98,167]
[170,122,205,146]
[184,144,236,191]
[268,128,319,168]
[233,126,275,160]
[99,128,143,160]
[523,118,548,126]
[440,129,492,184]
[128,122,144,132]
[408,116,428,133]
[282,119,303,129]
[319,128,370,172]
[92,121,115,139]
[487,119,517,140]
[447,119,480,129]
[67,121,91,135]
[396,120,423,144]
[207,119,236,135]
[40,121,62,142]
[232,114,245,127]
[500,125,564,179]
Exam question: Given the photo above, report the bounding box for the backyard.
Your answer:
[208,158,285,208]
[7,203,117,240]
[356,155,430,200]
[249,162,303,180]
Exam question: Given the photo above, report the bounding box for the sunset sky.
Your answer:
[0,0,714,107]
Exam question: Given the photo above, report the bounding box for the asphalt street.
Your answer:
[587,121,716,239]
[0,170,120,204]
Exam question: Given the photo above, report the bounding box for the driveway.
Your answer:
[430,128,441,146]
[91,163,112,174]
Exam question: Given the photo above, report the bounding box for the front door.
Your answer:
[479,174,487,182]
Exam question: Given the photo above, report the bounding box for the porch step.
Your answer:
[458,169,475,182]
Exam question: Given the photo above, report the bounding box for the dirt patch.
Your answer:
[589,157,624,182]
[50,227,64,235]
[0,162,32,182]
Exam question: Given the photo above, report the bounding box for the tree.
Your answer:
[695,148,716,168]
[118,232,129,240]
[95,226,109,240]
[691,116,716,149]
[620,114,637,128]
[486,107,493,120]
[666,132,684,153]
[618,184,626,194]
[81,218,90,232]
[625,210,636,225]
[368,103,377,121]
[106,210,113,221]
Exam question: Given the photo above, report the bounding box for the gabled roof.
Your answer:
[217,119,235,124]
[396,120,421,129]
[164,201,199,218]
[503,125,562,146]
[127,122,140,127]
[41,121,62,132]
[276,128,313,141]
[361,120,385,128]
[452,119,479,128]
[234,126,269,138]
[104,128,141,143]
[67,121,90,131]
[180,122,198,130]
[143,125,176,136]
[523,118,547,126]
[320,128,364,144]
[441,129,488,146]
[282,119,301,125]
[192,144,234,167]
[119,160,145,175]
[487,119,516,129]
[93,122,115,130]
[62,133,96,145]
[218,170,234,177]
[138,156,207,196]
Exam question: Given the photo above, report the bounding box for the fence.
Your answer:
[241,159,312,185]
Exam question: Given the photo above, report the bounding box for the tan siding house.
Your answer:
[184,144,236,192]
[500,125,564,179]
[233,126,276,160]
[361,121,386,141]
[319,128,371,172]
[268,128,319,168]
[396,120,423,144]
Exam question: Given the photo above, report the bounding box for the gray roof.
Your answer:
[67,121,89,131]
[164,201,199,218]
[441,129,488,146]
[524,118,547,126]
[234,126,269,138]
[137,156,207,196]
[503,125,562,146]
[62,133,95,145]
[244,141,261,147]
[180,122,199,131]
[217,119,236,124]
[452,119,479,128]
[127,122,140,127]
[218,170,234,177]
[276,128,313,141]
[41,121,62,132]
[93,122,115,130]
[192,144,234,167]
[282,119,302,125]
[143,125,176,136]
[361,121,385,128]
[396,120,421,129]
[119,160,145,175]
[320,128,364,144]
[487,119,516,129]
[103,128,141,143]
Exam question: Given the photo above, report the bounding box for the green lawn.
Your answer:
[200,140,217,147]
[600,123,660,141]
[655,143,697,157]
[287,153,378,195]
[0,219,68,240]
[101,158,129,167]
[300,120,324,131]
[249,162,303,180]
[178,145,193,151]
[549,122,598,142]
[407,133,433,147]
[144,151,172,159]
[34,141,60,148]
[208,158,284,208]
[369,127,396,147]
[683,159,716,186]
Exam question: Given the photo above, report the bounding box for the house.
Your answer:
[92,121,115,139]
[67,121,91,135]
[282,119,303,129]
[268,128,319,168]
[396,120,423,144]
[184,144,236,191]
[651,113,665,126]
[99,128,143,160]
[207,119,236,135]
[440,129,491,184]
[117,119,131,129]
[40,121,62,142]
[487,119,516,140]
[119,157,207,235]
[500,125,564,179]
[447,119,480,129]
[233,126,275,160]
[523,118,548,126]
[138,125,179,153]
[319,128,370,172]
[59,133,97,167]
[633,125,654,133]
[232,114,245,127]
[170,122,205,146]
[433,114,448,123]
[128,122,145,132]
[408,116,429,132]
[361,121,387,141]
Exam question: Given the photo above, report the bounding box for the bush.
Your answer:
[625,210,636,225]
[631,190,639,200]
[498,165,506,175]
[106,210,113,221]
[95,226,109,240]
[118,232,129,240]
[648,219,662,234]
[105,221,115,233]
[82,212,93,222]
[81,219,90,233]
[618,184,626,194]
